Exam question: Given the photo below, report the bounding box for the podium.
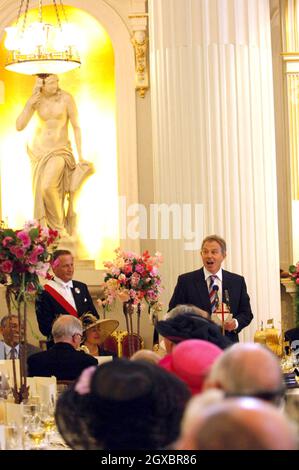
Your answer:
[211,302,232,335]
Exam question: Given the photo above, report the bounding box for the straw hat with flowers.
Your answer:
[81,313,119,345]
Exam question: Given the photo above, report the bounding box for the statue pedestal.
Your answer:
[74,259,104,300]
[57,234,79,257]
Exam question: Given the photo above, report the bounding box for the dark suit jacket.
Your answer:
[285,328,299,344]
[0,341,40,360]
[35,280,99,340]
[169,267,253,342]
[27,342,98,380]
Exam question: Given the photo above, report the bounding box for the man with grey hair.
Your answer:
[176,397,298,450]
[169,234,253,342]
[204,342,285,407]
[165,304,209,320]
[27,315,97,380]
[0,314,40,360]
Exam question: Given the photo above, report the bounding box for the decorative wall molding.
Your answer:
[129,8,149,98]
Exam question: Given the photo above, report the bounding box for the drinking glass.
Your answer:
[27,415,46,449]
[5,422,23,450]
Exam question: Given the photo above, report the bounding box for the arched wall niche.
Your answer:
[0,0,140,255]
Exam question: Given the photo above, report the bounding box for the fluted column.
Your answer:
[149,0,280,340]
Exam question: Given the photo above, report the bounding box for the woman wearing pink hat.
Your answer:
[159,339,223,395]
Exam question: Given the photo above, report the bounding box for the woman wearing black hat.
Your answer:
[55,359,190,449]
[156,310,233,353]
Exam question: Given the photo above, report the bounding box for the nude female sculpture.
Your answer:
[16,74,83,237]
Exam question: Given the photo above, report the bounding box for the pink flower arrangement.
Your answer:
[99,248,163,314]
[289,262,299,327]
[0,220,59,295]
[290,262,299,284]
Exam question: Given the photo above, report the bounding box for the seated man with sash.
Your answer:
[36,249,99,348]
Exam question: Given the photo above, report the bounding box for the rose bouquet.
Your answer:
[0,220,59,301]
[99,248,163,320]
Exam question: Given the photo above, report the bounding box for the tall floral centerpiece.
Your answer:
[0,220,59,403]
[289,262,299,328]
[99,248,163,356]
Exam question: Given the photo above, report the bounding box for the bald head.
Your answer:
[130,349,160,364]
[205,343,284,405]
[176,389,224,450]
[193,398,298,450]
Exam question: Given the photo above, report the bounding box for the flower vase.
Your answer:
[6,282,29,403]
[122,301,142,357]
[295,284,299,327]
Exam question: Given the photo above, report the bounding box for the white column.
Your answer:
[149,0,280,340]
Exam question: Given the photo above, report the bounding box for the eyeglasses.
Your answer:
[72,332,83,340]
[225,387,286,407]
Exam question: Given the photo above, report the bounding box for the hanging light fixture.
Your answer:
[4,0,81,76]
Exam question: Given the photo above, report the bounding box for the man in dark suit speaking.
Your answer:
[36,249,99,348]
[169,235,253,342]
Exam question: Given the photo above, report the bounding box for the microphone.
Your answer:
[224,289,231,312]
[213,285,219,309]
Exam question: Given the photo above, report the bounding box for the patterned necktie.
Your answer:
[209,275,219,313]
[9,347,17,359]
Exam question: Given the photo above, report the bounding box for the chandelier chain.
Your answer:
[16,0,25,26]
[38,0,43,23]
[59,0,68,22]
[53,0,63,31]
[21,0,30,37]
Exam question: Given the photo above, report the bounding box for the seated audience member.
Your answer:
[176,389,225,450]
[285,328,299,360]
[27,315,98,380]
[285,327,299,343]
[165,304,210,320]
[154,304,210,349]
[0,314,40,360]
[81,313,119,357]
[204,343,285,407]
[176,397,298,450]
[55,359,190,450]
[156,312,232,353]
[159,339,223,395]
[130,349,161,364]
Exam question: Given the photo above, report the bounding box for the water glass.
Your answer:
[5,422,23,450]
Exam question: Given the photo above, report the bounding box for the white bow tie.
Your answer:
[63,281,73,289]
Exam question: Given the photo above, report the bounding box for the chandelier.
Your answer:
[4,0,81,76]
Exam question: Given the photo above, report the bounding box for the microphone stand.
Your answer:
[221,301,225,336]
[213,286,224,335]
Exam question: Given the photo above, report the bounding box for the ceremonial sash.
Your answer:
[44,284,79,318]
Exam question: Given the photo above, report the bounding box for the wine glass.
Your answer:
[40,403,56,434]
[23,403,40,433]
[27,415,46,449]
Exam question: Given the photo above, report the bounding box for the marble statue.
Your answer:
[16,74,86,238]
